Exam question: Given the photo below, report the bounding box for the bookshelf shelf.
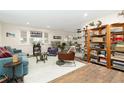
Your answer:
[111,23,124,27]
[91,42,105,43]
[91,61,107,66]
[90,25,107,31]
[111,31,124,35]
[91,34,106,37]
[91,48,106,51]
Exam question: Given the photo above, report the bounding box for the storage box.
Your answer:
[113,52,124,59]
[93,31,99,35]
[92,37,104,42]
[114,35,124,42]
[91,58,97,62]
[113,61,124,66]
[114,45,124,51]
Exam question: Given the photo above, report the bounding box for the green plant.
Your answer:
[58,43,66,52]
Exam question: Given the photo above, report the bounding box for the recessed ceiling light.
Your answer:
[26,22,30,25]
[84,13,88,17]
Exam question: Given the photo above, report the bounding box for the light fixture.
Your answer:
[84,13,88,17]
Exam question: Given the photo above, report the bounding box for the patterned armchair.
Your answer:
[58,52,75,61]
[58,46,76,65]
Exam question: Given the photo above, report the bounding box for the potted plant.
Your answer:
[58,42,66,52]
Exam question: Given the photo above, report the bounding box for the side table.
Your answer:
[36,52,48,63]
[4,62,21,83]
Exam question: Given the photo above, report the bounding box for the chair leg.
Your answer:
[36,56,39,63]
[73,61,76,66]
[20,77,24,82]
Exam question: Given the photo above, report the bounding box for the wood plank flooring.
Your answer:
[49,63,124,83]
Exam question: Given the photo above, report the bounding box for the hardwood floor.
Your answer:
[49,63,124,83]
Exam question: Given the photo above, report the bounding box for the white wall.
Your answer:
[0,23,73,54]
[49,30,73,43]
[0,23,1,46]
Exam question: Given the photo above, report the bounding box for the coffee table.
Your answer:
[4,62,21,83]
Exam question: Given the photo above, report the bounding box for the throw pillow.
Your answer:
[0,47,13,58]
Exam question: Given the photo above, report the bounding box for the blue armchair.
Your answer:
[0,50,28,81]
[0,56,28,80]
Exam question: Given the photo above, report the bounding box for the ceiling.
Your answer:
[0,10,119,32]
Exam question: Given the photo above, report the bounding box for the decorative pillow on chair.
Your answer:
[67,46,76,54]
[0,47,13,58]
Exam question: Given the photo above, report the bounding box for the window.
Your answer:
[44,33,48,38]
[20,30,27,43]
[44,33,49,43]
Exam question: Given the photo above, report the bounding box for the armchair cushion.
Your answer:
[67,46,76,53]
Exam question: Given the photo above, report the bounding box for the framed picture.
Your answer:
[6,32,15,37]
[53,36,61,39]
[30,31,42,37]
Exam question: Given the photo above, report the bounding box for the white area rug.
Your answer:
[24,56,85,83]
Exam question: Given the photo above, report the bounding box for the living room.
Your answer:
[0,10,84,83]
[1,10,124,83]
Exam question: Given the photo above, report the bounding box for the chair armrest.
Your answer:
[0,57,13,63]
[13,49,22,54]
[0,57,13,75]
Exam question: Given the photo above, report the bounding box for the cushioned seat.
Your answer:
[47,47,58,56]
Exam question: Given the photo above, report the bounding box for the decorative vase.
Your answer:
[12,55,19,63]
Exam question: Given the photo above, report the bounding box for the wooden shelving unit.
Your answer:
[85,23,124,71]
[86,24,111,68]
[110,23,124,71]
